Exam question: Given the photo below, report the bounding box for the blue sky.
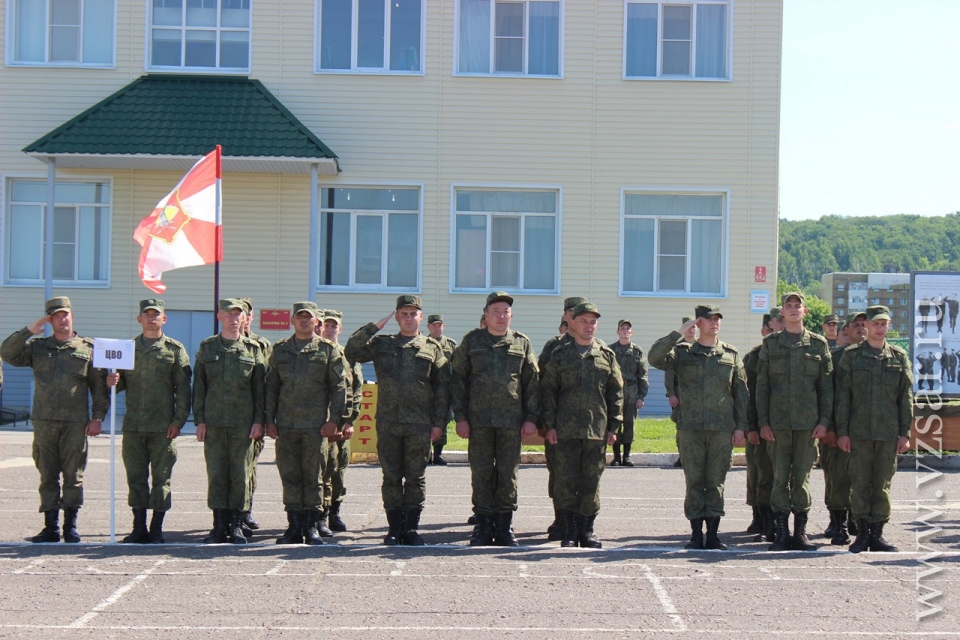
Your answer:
[779,0,960,220]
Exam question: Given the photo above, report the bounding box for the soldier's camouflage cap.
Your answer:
[769,306,782,320]
[681,316,693,324]
[564,297,588,311]
[695,304,723,319]
[848,311,867,322]
[323,309,344,324]
[762,313,772,327]
[139,299,164,313]
[427,314,444,324]
[866,305,891,321]
[239,297,254,312]
[486,291,514,307]
[219,298,246,312]
[822,313,839,324]
[781,291,805,305]
[396,294,422,310]
[572,302,601,318]
[617,319,632,328]
[292,301,318,317]
[45,296,71,315]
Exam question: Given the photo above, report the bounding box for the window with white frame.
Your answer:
[621,192,725,295]
[5,180,111,285]
[149,0,250,71]
[457,0,561,76]
[316,0,423,72]
[9,0,114,65]
[624,0,729,79]
[453,188,558,292]
[318,187,420,289]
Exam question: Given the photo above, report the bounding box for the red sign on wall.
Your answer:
[260,309,290,330]
[755,266,767,283]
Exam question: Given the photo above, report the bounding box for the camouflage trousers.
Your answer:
[32,420,88,511]
[376,421,431,510]
[323,436,350,508]
[769,428,819,514]
[820,442,851,510]
[676,429,733,520]
[247,437,265,505]
[122,431,177,511]
[468,426,521,515]
[618,385,639,445]
[745,438,773,507]
[276,427,327,512]
[552,438,606,517]
[204,426,256,510]
[544,439,556,499]
[849,439,897,523]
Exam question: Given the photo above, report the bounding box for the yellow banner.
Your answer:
[351,383,378,454]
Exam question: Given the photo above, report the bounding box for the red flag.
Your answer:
[134,146,222,293]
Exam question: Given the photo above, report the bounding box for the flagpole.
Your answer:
[213,145,222,334]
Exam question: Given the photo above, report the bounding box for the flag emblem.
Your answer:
[148,193,192,244]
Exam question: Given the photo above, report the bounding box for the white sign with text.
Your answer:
[93,338,136,370]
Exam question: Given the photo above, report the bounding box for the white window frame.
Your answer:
[314,183,423,293]
[6,0,117,67]
[314,0,426,74]
[619,187,729,298]
[146,0,252,73]
[622,0,733,81]
[449,183,561,295]
[453,0,564,78]
[1,174,113,288]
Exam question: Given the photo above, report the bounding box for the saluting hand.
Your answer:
[375,311,396,331]
[28,317,49,335]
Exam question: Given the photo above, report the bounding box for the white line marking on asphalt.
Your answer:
[0,458,36,469]
[11,559,44,574]
[642,564,686,632]
[67,559,165,629]
[390,560,404,576]
[265,560,286,575]
[760,567,781,580]
[518,563,529,578]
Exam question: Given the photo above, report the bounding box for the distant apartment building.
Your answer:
[821,272,911,334]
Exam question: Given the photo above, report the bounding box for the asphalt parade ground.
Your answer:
[1,428,958,639]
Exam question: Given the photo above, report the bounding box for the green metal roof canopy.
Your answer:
[24,74,340,175]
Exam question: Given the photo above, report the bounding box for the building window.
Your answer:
[149,0,250,71]
[452,187,559,292]
[624,0,729,79]
[837,310,845,317]
[5,180,111,286]
[621,191,725,295]
[316,0,423,72]
[836,297,845,305]
[9,0,114,66]
[318,187,420,290]
[900,298,907,305]
[886,298,894,305]
[871,298,880,304]
[456,0,561,76]
[837,283,845,291]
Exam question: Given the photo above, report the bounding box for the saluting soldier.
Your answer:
[106,299,191,544]
[649,305,747,550]
[239,297,271,535]
[835,305,913,553]
[345,295,450,546]
[427,313,457,465]
[193,298,266,544]
[265,302,348,545]
[451,292,540,547]
[756,291,833,552]
[541,302,622,548]
[610,319,649,467]
[1,297,109,543]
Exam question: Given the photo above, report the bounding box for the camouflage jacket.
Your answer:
[541,339,623,439]
[1,327,109,422]
[611,341,649,398]
[742,344,762,433]
[345,323,450,428]
[648,331,747,432]
[344,356,364,424]
[265,335,348,429]
[116,334,192,432]
[834,341,913,440]
[192,335,266,428]
[437,335,458,360]
[538,334,570,372]
[247,331,273,361]
[450,329,541,428]
[755,329,833,430]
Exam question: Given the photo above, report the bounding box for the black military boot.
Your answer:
[791,511,816,551]
[760,505,776,542]
[328,502,347,532]
[830,510,850,545]
[202,510,228,543]
[848,519,870,553]
[276,510,304,545]
[432,444,447,466]
[610,444,622,466]
[62,507,81,543]
[622,444,635,467]
[547,507,563,541]
[402,509,426,546]
[470,514,494,546]
[227,509,248,544]
[316,508,334,537]
[494,512,520,547]
[685,518,704,550]
[31,510,61,543]
[578,514,602,549]
[847,512,859,536]
[302,510,324,546]
[768,512,791,551]
[384,509,404,545]
[122,508,150,544]
[823,509,838,539]
[148,511,166,544]
[560,511,580,548]
[704,517,727,550]
[868,521,898,552]
[747,505,763,535]
[240,506,259,536]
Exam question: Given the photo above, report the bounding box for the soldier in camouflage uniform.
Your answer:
[756,292,833,552]
[610,319,649,467]
[265,302,348,545]
[451,292,540,547]
[239,297,271,534]
[650,306,747,550]
[1,297,109,543]
[427,314,457,465]
[835,305,913,553]
[541,302,622,548]
[821,314,840,349]
[345,295,450,546]
[105,299,191,544]
[319,308,363,533]
[193,299,266,544]
[538,296,587,540]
